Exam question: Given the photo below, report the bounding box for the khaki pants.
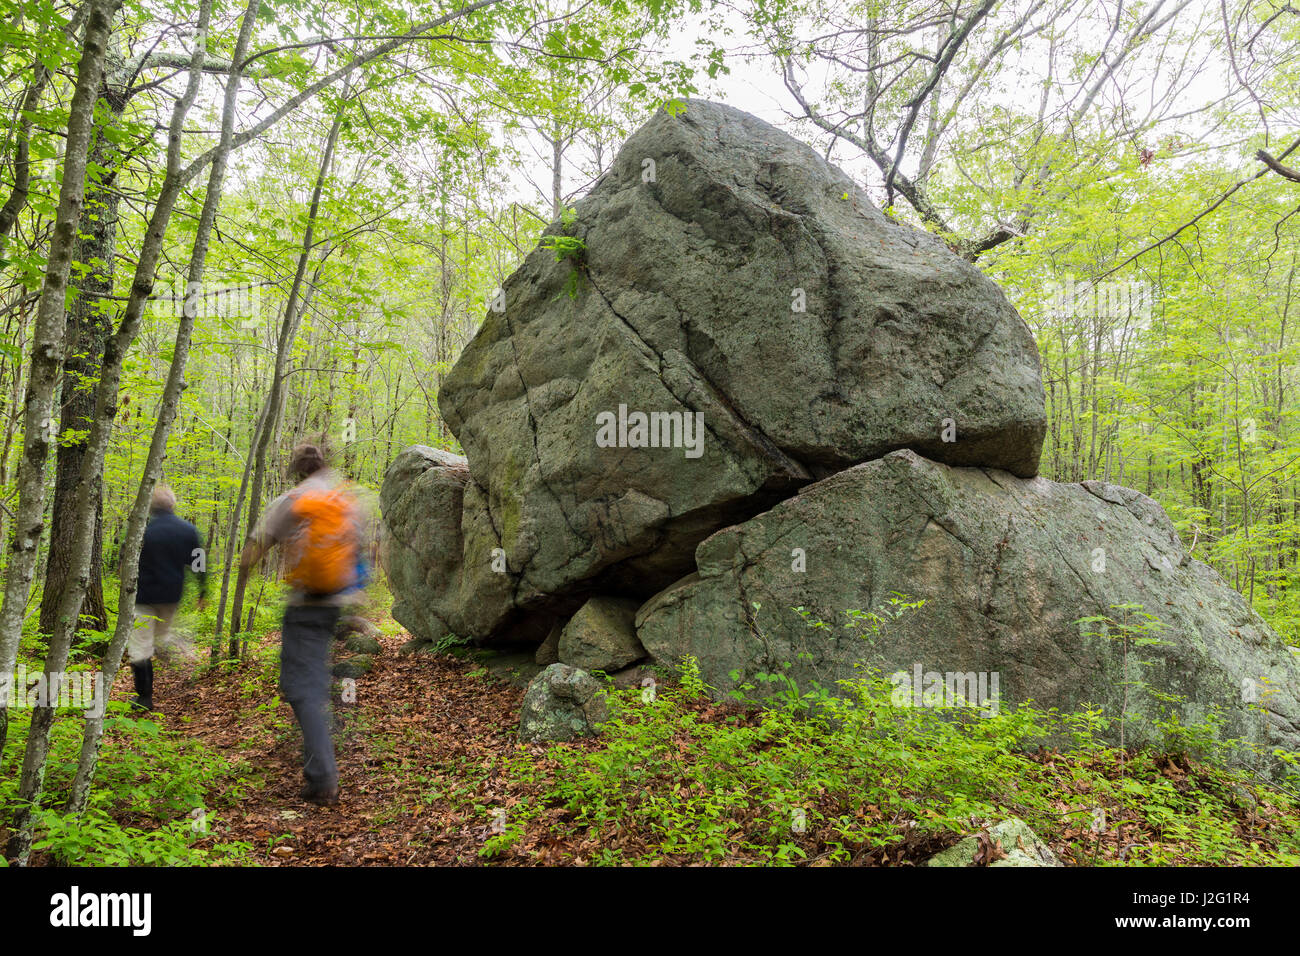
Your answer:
[128,603,180,664]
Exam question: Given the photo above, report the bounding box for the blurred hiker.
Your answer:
[130,484,207,711]
[238,443,369,807]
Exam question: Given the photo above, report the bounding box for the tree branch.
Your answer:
[1257,148,1300,184]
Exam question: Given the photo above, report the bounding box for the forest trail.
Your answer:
[111,617,529,866]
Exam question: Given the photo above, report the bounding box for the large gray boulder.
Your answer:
[379,100,1297,781]
[636,450,1300,778]
[427,99,1046,637]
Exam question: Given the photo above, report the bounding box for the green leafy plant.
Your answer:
[540,206,586,299]
[1,698,254,866]
[1075,603,1171,752]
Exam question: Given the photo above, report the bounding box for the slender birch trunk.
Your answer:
[5,0,212,863]
[68,0,262,817]
[0,0,121,765]
[212,397,270,658]
[225,94,349,646]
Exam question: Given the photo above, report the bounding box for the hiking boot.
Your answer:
[300,783,340,807]
[131,661,154,712]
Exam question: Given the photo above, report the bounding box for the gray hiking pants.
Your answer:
[279,604,342,790]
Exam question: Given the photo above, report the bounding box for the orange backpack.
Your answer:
[285,484,359,595]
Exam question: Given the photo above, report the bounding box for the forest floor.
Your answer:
[132,619,947,866]
[11,596,1298,867]
[125,614,537,865]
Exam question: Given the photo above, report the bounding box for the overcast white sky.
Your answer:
[502,0,1275,217]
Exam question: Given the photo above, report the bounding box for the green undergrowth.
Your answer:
[0,704,256,866]
[469,658,1300,866]
[1,577,271,865]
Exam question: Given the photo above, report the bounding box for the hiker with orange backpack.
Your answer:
[238,443,368,806]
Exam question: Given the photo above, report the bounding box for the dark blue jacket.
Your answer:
[137,510,206,606]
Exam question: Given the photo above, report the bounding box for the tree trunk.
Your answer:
[0,0,121,765]
[226,94,348,645]
[38,72,130,637]
[66,0,262,817]
[212,398,270,658]
[551,123,563,219]
[6,0,211,862]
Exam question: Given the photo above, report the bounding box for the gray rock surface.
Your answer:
[518,664,609,742]
[925,818,1061,867]
[534,623,561,666]
[342,633,382,655]
[422,99,1045,640]
[380,445,550,647]
[332,654,373,679]
[558,596,646,672]
[608,663,659,692]
[636,450,1300,777]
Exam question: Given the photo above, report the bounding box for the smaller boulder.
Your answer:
[343,633,382,655]
[398,634,433,656]
[519,664,608,742]
[924,818,1061,867]
[558,597,645,673]
[609,663,659,693]
[535,623,561,666]
[337,614,381,638]
[332,655,373,679]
